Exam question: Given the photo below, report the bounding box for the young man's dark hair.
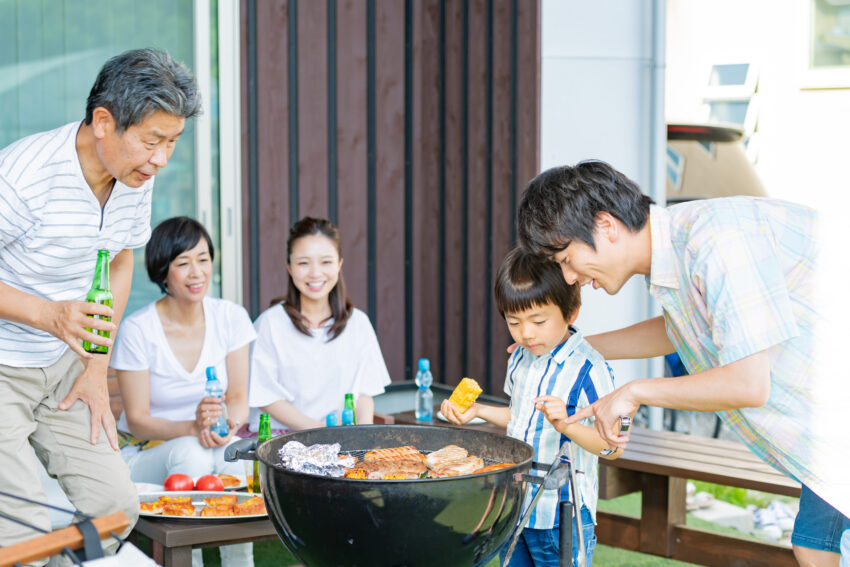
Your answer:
[494,247,581,321]
[517,160,655,256]
[84,48,201,132]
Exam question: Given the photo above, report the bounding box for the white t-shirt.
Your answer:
[110,296,256,432]
[249,305,391,431]
[0,121,154,367]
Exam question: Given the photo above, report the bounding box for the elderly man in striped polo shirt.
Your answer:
[517,160,849,566]
[0,49,200,557]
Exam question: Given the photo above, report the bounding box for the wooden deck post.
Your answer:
[639,472,687,557]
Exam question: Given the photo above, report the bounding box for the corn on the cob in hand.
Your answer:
[447,377,483,413]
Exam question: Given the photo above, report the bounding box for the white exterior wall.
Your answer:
[540,0,663,387]
[666,0,850,210]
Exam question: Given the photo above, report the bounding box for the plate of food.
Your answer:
[436,409,486,426]
[138,491,266,520]
[215,473,247,490]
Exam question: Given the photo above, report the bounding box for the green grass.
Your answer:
[197,482,794,566]
[215,534,697,567]
[201,539,296,566]
[689,480,798,510]
[195,495,697,567]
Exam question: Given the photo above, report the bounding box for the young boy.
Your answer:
[441,247,621,567]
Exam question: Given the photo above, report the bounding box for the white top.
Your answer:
[110,296,256,431]
[0,121,153,367]
[248,305,392,431]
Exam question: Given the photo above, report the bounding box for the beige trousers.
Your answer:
[0,349,139,564]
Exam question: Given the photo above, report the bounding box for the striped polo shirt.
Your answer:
[649,199,849,517]
[0,121,153,368]
[505,327,616,529]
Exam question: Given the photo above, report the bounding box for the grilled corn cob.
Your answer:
[447,377,483,412]
[382,474,406,480]
[344,468,368,479]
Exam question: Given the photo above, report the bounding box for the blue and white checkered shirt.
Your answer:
[648,199,850,517]
[505,327,616,529]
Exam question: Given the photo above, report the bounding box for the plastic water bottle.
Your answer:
[342,393,356,425]
[414,358,434,421]
[204,366,230,436]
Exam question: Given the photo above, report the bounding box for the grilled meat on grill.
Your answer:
[425,444,468,469]
[359,459,428,479]
[363,446,426,462]
[429,455,484,477]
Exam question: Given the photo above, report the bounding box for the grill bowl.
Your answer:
[255,424,533,567]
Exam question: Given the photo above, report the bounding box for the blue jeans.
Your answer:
[501,506,596,567]
[792,485,850,554]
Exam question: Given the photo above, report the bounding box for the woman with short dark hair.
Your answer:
[111,216,255,567]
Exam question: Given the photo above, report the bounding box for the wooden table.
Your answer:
[130,516,280,567]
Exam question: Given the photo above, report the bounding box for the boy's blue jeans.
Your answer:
[501,506,596,567]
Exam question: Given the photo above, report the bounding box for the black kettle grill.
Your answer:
[225,421,617,567]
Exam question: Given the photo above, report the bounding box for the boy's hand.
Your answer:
[533,395,568,430]
[440,399,477,425]
[562,385,637,449]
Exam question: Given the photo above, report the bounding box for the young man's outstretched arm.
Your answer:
[565,349,772,446]
[585,316,675,360]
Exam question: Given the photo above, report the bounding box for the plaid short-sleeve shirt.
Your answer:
[648,198,849,517]
[505,327,616,529]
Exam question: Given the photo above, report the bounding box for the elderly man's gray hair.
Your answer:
[84,48,201,132]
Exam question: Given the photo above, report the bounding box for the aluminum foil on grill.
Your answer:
[278,440,356,477]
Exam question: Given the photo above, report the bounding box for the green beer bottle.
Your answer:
[81,249,113,354]
[253,413,271,493]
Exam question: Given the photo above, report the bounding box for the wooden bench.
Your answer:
[597,426,801,567]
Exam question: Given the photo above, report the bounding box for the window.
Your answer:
[706,100,751,126]
[0,0,242,314]
[666,145,685,193]
[802,0,850,88]
[700,62,760,161]
[811,0,850,68]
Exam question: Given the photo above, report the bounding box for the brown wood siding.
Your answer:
[242,0,540,395]
[297,1,330,220]
[336,0,370,312]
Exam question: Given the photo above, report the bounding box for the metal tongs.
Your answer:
[503,414,630,567]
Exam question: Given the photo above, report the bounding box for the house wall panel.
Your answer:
[242,0,540,392]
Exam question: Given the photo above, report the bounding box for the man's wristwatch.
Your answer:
[600,415,631,456]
